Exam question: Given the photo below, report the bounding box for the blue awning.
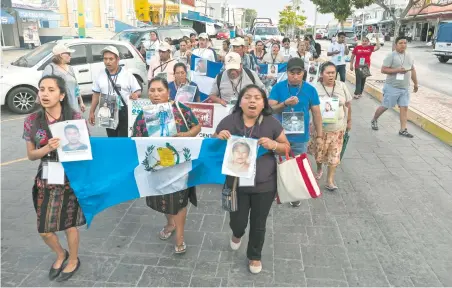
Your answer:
[1,9,15,24]
[15,8,60,21]
[182,10,215,23]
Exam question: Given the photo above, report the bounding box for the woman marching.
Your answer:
[132,77,201,254]
[23,75,85,282]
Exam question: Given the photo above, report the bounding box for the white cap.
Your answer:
[52,43,75,55]
[230,37,245,46]
[158,42,172,52]
[100,45,120,58]
[224,52,241,70]
[198,33,209,39]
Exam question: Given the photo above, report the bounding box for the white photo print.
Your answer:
[222,136,258,178]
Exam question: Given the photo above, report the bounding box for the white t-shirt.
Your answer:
[328,42,347,66]
[281,47,298,62]
[143,40,161,65]
[92,67,141,107]
[192,48,215,62]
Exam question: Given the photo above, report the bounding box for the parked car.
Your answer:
[366,33,385,46]
[433,22,452,63]
[316,29,327,39]
[344,31,358,48]
[0,39,147,114]
[112,25,197,50]
[216,28,230,40]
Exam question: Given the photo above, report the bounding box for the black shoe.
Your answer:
[290,201,301,207]
[55,258,80,282]
[399,129,414,138]
[371,119,379,130]
[48,250,69,280]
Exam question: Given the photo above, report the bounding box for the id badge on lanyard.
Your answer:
[359,58,365,66]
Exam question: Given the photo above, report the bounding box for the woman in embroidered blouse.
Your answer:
[132,78,201,254]
[23,75,85,282]
[168,63,201,102]
[262,43,284,64]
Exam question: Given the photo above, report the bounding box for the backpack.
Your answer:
[216,68,256,98]
[314,42,321,58]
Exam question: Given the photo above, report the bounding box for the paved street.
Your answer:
[2,79,452,286]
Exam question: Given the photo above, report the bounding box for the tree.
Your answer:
[312,0,373,29]
[244,9,258,29]
[278,6,307,36]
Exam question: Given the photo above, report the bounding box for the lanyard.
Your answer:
[107,72,119,96]
[230,76,243,96]
[243,125,255,138]
[287,82,304,112]
[321,82,336,98]
[159,61,170,72]
[271,53,277,64]
[397,52,405,66]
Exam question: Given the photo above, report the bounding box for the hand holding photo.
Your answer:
[194,58,207,75]
[222,136,258,178]
[267,64,278,78]
[49,119,92,162]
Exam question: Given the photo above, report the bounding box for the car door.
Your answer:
[68,45,91,95]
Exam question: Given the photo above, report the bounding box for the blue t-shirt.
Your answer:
[168,81,201,102]
[269,80,320,143]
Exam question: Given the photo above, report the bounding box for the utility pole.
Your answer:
[313,5,318,35]
[179,0,182,26]
[361,12,365,40]
[205,0,208,15]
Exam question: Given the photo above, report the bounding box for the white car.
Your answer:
[0,39,147,114]
[366,33,385,46]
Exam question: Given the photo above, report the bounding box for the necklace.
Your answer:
[321,82,336,98]
[45,109,61,122]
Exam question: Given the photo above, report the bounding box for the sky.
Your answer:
[225,0,334,26]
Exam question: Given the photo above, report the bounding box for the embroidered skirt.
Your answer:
[146,187,197,215]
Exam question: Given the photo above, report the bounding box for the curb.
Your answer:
[346,71,452,146]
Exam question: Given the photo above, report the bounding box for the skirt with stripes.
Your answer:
[32,172,86,233]
[146,187,197,215]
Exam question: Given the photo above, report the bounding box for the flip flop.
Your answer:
[325,184,338,191]
[315,170,323,180]
[353,95,360,99]
[159,225,175,240]
[175,242,187,254]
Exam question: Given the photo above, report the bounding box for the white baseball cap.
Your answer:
[100,45,120,58]
[198,33,209,39]
[224,52,241,70]
[52,43,75,55]
[158,42,172,52]
[230,37,245,46]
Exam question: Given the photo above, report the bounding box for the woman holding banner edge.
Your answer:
[132,77,201,254]
[214,84,290,274]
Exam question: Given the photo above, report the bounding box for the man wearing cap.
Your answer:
[269,57,323,207]
[192,33,216,62]
[231,37,257,71]
[148,42,177,83]
[209,52,264,106]
[89,46,142,137]
[173,39,192,67]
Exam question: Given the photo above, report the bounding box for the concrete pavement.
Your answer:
[2,81,452,287]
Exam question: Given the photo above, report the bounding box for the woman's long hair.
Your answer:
[232,84,272,117]
[31,75,75,139]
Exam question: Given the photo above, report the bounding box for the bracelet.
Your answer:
[272,141,278,152]
[283,101,287,107]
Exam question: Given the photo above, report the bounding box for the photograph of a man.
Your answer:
[62,124,89,152]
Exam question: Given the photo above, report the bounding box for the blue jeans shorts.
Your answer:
[382,84,410,108]
[290,142,308,156]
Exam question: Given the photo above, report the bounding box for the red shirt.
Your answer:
[352,45,375,68]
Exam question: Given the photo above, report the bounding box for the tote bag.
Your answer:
[276,149,322,204]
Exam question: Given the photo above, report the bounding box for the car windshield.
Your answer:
[112,31,144,47]
[11,42,55,68]
[345,32,355,38]
[255,27,280,36]
[220,29,229,33]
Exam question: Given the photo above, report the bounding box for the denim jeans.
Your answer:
[336,64,346,82]
[290,141,308,156]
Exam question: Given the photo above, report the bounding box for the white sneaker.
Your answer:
[249,262,262,274]
[230,238,241,251]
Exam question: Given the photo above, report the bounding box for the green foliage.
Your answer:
[311,0,374,25]
[278,6,307,34]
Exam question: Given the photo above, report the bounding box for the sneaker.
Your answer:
[371,119,379,130]
[290,201,301,207]
[399,129,414,138]
[230,238,241,251]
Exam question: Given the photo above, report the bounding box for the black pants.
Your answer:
[354,69,367,95]
[106,109,128,137]
[229,190,276,260]
[336,64,346,82]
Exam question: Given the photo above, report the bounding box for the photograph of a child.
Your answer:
[195,58,207,75]
[268,64,278,78]
[282,112,304,134]
[49,119,92,162]
[143,102,177,137]
[222,137,258,178]
[98,94,117,128]
[320,98,339,123]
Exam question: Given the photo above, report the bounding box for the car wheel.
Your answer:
[438,56,449,63]
[6,86,38,114]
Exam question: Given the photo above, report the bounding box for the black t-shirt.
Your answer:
[216,112,284,193]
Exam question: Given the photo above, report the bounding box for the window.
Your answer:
[111,31,145,47]
[69,45,88,65]
[12,42,56,68]
[114,45,134,59]
[159,28,184,40]
[181,28,195,37]
[90,44,106,63]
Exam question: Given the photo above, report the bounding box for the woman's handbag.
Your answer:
[222,177,238,212]
[357,64,372,78]
[276,149,322,204]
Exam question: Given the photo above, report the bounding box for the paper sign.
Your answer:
[396,73,405,80]
[42,162,48,179]
[185,103,233,138]
[48,162,65,185]
[282,112,305,134]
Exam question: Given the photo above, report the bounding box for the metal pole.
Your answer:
[179,0,182,26]
[361,13,365,40]
[205,0,207,14]
[313,5,318,35]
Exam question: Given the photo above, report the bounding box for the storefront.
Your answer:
[149,3,181,24]
[1,9,17,47]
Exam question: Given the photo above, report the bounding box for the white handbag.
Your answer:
[276,150,322,204]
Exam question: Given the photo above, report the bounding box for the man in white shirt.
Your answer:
[192,33,216,62]
[148,42,177,84]
[89,46,141,137]
[281,37,298,62]
[327,32,349,82]
[173,39,192,68]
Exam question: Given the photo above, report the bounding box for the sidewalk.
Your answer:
[347,64,452,145]
[1,82,452,287]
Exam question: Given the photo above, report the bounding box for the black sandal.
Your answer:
[399,129,414,138]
